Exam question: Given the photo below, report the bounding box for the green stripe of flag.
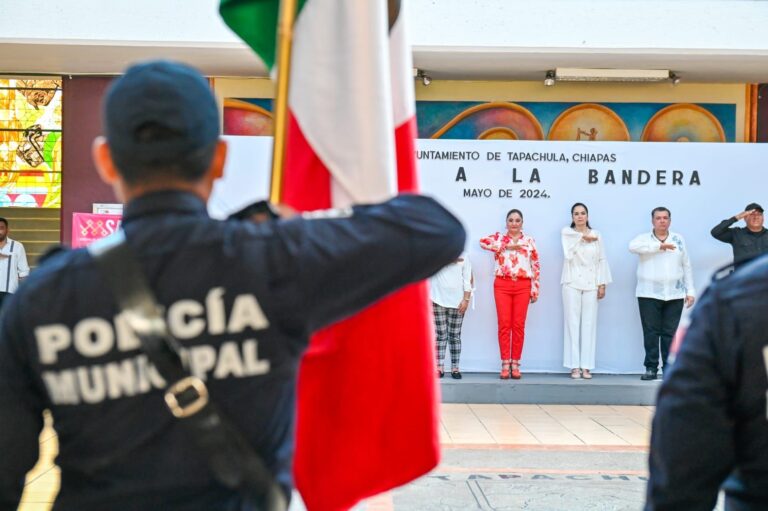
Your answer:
[220,0,307,71]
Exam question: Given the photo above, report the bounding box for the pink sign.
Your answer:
[72,212,122,248]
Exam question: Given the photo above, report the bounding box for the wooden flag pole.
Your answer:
[269,0,299,203]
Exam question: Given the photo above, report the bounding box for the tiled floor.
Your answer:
[19,405,653,510]
[440,404,653,448]
[19,413,59,511]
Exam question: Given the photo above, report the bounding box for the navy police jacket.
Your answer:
[646,254,768,510]
[0,191,465,510]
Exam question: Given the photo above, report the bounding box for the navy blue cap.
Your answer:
[746,202,764,213]
[104,60,219,167]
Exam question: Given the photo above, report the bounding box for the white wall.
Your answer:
[3,0,767,51]
[0,0,237,44]
[412,0,768,52]
[2,0,768,79]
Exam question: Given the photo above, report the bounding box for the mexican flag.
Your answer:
[219,1,439,510]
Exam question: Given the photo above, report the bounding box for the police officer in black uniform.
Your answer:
[0,61,465,510]
[645,255,768,510]
[710,202,768,264]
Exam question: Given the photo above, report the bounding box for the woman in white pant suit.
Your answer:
[561,203,612,379]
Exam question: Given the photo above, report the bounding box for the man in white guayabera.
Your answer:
[629,207,694,381]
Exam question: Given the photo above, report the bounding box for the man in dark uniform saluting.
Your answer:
[0,60,465,510]
[710,202,768,264]
[645,254,768,510]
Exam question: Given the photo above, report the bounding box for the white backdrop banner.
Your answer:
[213,137,766,373]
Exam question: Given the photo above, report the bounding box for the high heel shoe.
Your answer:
[500,361,511,380]
[511,360,521,380]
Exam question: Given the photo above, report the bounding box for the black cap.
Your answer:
[104,60,219,168]
[745,202,764,213]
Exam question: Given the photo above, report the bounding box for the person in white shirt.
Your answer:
[629,207,695,381]
[0,217,29,309]
[561,203,612,380]
[429,253,473,379]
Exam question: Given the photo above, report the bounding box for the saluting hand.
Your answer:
[582,233,598,243]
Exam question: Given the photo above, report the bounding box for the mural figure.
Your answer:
[576,127,598,141]
[16,125,45,167]
[17,80,59,110]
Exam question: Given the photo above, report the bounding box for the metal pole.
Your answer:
[269,0,298,203]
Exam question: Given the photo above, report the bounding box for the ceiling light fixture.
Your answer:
[544,70,556,87]
[414,69,432,86]
[551,67,677,83]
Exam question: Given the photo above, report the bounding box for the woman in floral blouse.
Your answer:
[480,209,540,379]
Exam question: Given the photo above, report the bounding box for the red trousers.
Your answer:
[493,277,531,361]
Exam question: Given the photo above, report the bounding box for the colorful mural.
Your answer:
[417,101,734,142]
[223,97,735,143]
[223,98,274,136]
[0,78,62,208]
[548,103,630,141]
[430,102,543,140]
[641,104,726,142]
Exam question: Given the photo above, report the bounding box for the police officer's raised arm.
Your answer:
[271,194,465,333]
[645,286,735,510]
[0,295,46,508]
[710,216,737,243]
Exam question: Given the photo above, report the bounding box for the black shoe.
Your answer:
[640,369,657,381]
[451,370,462,380]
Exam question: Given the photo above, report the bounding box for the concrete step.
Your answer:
[5,218,60,230]
[441,373,661,405]
[8,229,59,242]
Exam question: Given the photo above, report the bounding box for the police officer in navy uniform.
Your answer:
[0,61,465,510]
[645,255,768,510]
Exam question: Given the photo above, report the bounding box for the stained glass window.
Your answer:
[0,78,62,208]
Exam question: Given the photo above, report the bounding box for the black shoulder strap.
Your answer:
[88,232,287,511]
[5,241,14,292]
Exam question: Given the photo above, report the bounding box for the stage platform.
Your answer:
[440,373,661,405]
